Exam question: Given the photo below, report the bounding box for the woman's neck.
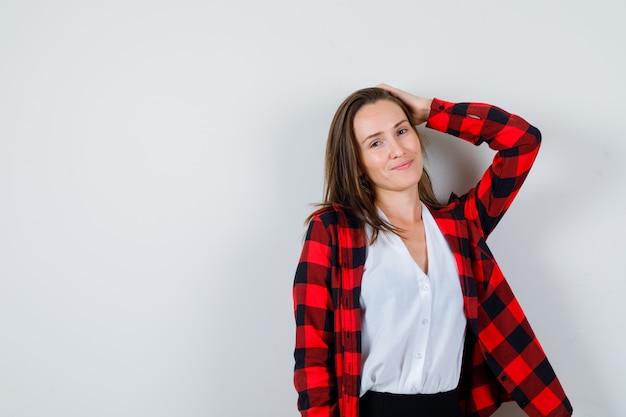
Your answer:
[375,188,423,225]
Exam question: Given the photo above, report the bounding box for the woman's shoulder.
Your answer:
[308,204,363,229]
[308,205,344,226]
[424,194,463,214]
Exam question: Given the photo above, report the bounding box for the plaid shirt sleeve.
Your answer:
[428,100,572,417]
[293,211,340,417]
[426,99,542,238]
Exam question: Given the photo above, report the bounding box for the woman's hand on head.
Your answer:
[377,84,433,126]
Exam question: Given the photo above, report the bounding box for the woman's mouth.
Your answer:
[392,160,412,170]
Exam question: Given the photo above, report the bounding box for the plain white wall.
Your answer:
[1,1,624,416]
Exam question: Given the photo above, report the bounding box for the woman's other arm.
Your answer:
[293,216,339,417]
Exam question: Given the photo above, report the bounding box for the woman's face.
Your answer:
[353,99,423,197]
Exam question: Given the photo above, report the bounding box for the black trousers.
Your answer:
[359,390,464,417]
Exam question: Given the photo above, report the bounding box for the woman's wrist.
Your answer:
[415,98,433,124]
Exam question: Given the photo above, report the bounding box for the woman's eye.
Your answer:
[398,128,408,135]
[370,140,382,148]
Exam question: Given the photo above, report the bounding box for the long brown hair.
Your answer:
[311,87,443,242]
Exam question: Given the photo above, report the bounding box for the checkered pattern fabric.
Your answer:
[293,99,572,417]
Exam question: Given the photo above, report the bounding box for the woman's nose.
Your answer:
[388,139,404,158]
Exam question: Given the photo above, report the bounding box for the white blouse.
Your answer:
[360,203,467,396]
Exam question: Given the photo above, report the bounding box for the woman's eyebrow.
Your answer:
[361,120,408,144]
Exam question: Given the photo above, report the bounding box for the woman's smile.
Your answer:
[391,159,413,170]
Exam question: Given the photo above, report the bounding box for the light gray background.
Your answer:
[1,1,624,416]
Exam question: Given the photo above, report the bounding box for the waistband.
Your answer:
[359,389,462,417]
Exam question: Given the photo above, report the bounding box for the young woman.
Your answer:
[293,85,572,417]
